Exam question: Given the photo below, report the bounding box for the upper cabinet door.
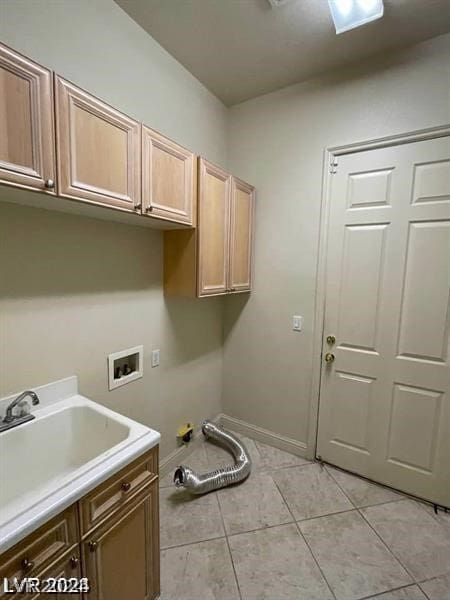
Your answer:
[0,44,55,193]
[229,177,255,292]
[55,76,140,211]
[142,126,196,225]
[197,158,231,296]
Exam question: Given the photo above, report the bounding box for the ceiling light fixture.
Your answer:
[328,0,384,34]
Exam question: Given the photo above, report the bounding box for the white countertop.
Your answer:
[0,376,160,553]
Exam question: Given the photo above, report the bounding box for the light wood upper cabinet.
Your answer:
[164,158,255,297]
[229,177,255,292]
[55,76,141,212]
[0,43,199,229]
[0,43,55,193]
[142,126,196,225]
[198,159,231,296]
[82,484,159,600]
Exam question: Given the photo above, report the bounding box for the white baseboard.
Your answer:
[219,414,309,459]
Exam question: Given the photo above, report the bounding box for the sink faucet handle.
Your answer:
[17,400,31,417]
[29,391,40,406]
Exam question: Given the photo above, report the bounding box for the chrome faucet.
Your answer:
[0,390,40,432]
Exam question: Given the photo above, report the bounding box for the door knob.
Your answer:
[326,335,336,345]
[324,352,335,363]
[121,481,131,492]
[44,178,55,189]
[21,558,35,573]
[89,541,98,552]
[70,556,80,569]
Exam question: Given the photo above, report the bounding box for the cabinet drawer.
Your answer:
[16,549,83,600]
[79,447,158,536]
[0,506,78,598]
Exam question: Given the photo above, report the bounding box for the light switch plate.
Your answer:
[293,316,303,331]
[151,349,160,368]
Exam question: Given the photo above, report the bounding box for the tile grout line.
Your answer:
[417,582,432,600]
[160,530,227,552]
[225,518,297,539]
[360,582,426,599]
[324,465,409,511]
[294,507,359,524]
[357,506,417,584]
[319,467,418,593]
[270,474,338,600]
[214,491,243,600]
[324,464,416,582]
[416,573,450,600]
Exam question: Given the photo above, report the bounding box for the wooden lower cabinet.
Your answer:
[27,551,83,599]
[0,448,159,600]
[82,483,159,600]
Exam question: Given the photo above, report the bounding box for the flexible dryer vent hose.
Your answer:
[173,420,252,494]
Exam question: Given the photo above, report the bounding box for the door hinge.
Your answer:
[330,157,338,174]
[433,504,449,515]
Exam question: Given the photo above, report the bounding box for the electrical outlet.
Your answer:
[293,316,303,331]
[151,349,160,368]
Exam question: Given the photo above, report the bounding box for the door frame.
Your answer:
[308,123,450,459]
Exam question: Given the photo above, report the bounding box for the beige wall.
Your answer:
[224,33,450,457]
[0,0,228,458]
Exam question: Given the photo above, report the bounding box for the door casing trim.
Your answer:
[308,123,450,459]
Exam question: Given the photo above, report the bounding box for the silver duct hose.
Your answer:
[173,420,252,494]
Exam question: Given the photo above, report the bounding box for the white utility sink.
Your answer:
[0,377,160,553]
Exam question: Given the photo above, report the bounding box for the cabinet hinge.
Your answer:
[330,157,338,174]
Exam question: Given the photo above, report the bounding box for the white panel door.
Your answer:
[317,135,450,507]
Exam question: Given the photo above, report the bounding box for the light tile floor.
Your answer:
[159,435,450,600]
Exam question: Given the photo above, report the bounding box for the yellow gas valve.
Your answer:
[177,423,194,443]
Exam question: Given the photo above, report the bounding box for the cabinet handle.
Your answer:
[324,352,335,363]
[134,203,142,211]
[70,556,79,569]
[89,541,98,552]
[230,287,236,292]
[44,178,55,189]
[145,206,154,212]
[21,558,35,573]
[121,481,131,492]
[326,335,336,345]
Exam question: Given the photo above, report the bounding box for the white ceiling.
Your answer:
[115,0,450,105]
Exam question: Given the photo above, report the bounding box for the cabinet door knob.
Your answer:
[44,178,55,189]
[89,541,98,552]
[145,206,153,212]
[121,481,131,492]
[134,203,142,211]
[326,335,336,345]
[21,558,35,573]
[70,556,79,568]
[324,352,335,363]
